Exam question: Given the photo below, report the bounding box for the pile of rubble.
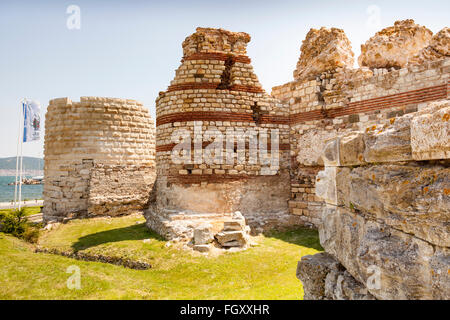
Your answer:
[192,212,251,253]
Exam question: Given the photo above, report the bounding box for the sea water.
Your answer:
[0,176,43,203]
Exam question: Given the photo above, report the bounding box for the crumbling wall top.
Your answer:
[182,27,251,57]
[49,96,144,106]
[410,27,450,65]
[358,19,433,69]
[293,27,355,81]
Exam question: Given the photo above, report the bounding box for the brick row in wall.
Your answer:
[156,142,291,153]
[289,82,448,125]
[167,83,264,93]
[156,111,290,126]
[183,52,251,64]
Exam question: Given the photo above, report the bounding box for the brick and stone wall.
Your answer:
[43,97,156,222]
[297,100,449,299]
[145,28,301,240]
[271,20,450,227]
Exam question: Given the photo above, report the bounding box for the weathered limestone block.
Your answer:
[215,231,248,247]
[297,252,376,300]
[293,27,354,81]
[296,252,340,300]
[364,115,412,163]
[359,19,433,69]
[411,100,450,160]
[319,206,449,300]
[324,268,376,300]
[297,129,337,166]
[410,28,450,64]
[193,224,214,245]
[348,164,450,247]
[193,244,210,253]
[315,167,350,206]
[322,132,366,167]
[223,220,246,231]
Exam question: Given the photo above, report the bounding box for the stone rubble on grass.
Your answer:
[192,212,251,252]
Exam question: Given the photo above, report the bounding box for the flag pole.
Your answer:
[14,99,25,210]
[18,99,26,211]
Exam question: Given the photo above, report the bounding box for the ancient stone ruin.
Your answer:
[358,19,433,69]
[42,19,449,297]
[43,97,156,222]
[297,100,449,300]
[284,20,449,300]
[271,19,449,230]
[144,27,300,248]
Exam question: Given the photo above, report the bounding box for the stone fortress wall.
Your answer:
[271,20,449,227]
[286,20,450,299]
[297,99,449,300]
[41,19,449,297]
[146,28,299,240]
[43,97,156,222]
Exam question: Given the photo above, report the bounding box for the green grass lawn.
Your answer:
[0,214,322,299]
[0,206,42,216]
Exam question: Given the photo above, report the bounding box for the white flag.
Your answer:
[23,100,41,142]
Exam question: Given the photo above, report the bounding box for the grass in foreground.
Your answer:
[0,215,322,299]
[0,206,42,216]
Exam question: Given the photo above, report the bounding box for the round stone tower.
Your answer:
[146,27,295,240]
[43,97,156,222]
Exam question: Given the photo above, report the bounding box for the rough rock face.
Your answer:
[320,206,449,300]
[297,252,375,300]
[348,164,450,248]
[182,27,251,57]
[411,100,450,160]
[358,19,433,69]
[410,27,450,65]
[299,100,450,300]
[293,27,354,81]
[364,115,413,163]
[297,129,338,166]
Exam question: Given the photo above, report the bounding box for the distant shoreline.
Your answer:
[0,170,43,177]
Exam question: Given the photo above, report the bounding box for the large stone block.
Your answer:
[348,164,450,247]
[297,129,337,166]
[411,100,450,160]
[296,252,340,300]
[319,206,449,300]
[315,167,350,206]
[193,224,214,245]
[322,132,366,167]
[324,267,376,300]
[364,116,412,163]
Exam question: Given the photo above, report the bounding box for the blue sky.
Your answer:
[0,0,448,158]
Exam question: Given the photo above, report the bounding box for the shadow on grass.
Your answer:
[72,223,164,252]
[265,227,324,251]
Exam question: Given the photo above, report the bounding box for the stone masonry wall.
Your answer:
[43,97,156,222]
[271,21,449,227]
[297,100,449,299]
[146,28,300,240]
